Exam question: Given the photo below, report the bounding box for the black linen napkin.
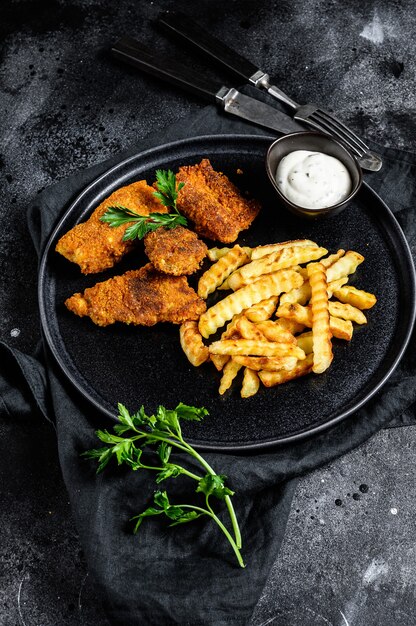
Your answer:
[1,101,416,625]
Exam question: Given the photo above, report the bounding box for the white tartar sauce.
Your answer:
[275,150,352,209]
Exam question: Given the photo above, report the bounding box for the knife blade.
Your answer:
[112,37,305,136]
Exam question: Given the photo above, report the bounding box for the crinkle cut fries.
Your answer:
[180,240,377,398]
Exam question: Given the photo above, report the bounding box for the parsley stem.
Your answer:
[146,429,242,552]
[129,460,201,482]
[109,429,243,551]
[88,404,244,567]
[176,467,201,481]
[131,432,189,453]
[138,432,242,550]
[178,440,243,551]
[179,504,245,568]
[131,432,222,485]
[224,496,242,550]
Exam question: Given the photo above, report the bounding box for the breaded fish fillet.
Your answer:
[144,226,207,275]
[175,159,261,243]
[55,181,166,274]
[65,263,206,327]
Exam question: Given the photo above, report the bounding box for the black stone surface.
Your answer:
[1,1,416,624]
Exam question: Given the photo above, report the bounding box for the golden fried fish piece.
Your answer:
[56,181,166,274]
[144,226,207,276]
[175,159,261,243]
[65,263,206,327]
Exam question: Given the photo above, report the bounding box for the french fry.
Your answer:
[209,339,306,359]
[198,269,303,338]
[233,355,298,371]
[179,321,210,367]
[326,251,364,283]
[307,262,333,374]
[279,281,312,306]
[325,317,353,341]
[210,354,229,371]
[277,302,353,341]
[251,239,318,260]
[241,368,260,398]
[207,246,252,262]
[255,320,296,344]
[279,253,346,306]
[296,331,314,355]
[275,317,306,335]
[199,238,375,397]
[259,354,314,387]
[277,302,320,325]
[327,276,349,299]
[219,358,242,395]
[236,316,267,341]
[223,314,243,337]
[198,245,250,299]
[296,267,309,279]
[244,296,278,322]
[222,262,304,292]
[287,254,345,306]
[328,301,367,325]
[227,245,327,291]
[331,285,377,310]
[320,249,345,268]
[210,314,243,371]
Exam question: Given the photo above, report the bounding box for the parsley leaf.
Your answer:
[83,403,245,568]
[153,169,185,211]
[100,206,187,241]
[99,169,187,241]
[197,474,235,500]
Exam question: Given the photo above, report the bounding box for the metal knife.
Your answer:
[157,12,382,171]
[111,37,305,136]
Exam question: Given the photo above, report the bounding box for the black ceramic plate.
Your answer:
[39,135,416,451]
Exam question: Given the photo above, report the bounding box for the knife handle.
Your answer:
[111,37,222,102]
[157,11,259,82]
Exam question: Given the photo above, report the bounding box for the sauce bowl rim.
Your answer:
[265,131,363,216]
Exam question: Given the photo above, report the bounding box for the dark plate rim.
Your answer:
[38,133,416,452]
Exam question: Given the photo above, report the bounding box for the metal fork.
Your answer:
[158,11,382,172]
[250,70,382,171]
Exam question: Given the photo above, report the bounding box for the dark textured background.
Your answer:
[1,1,416,624]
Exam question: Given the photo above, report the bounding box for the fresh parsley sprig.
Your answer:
[100,206,187,241]
[83,403,244,568]
[153,168,185,211]
[99,169,187,241]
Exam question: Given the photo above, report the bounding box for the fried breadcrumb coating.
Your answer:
[55,181,166,274]
[175,159,261,243]
[65,263,206,327]
[144,226,207,275]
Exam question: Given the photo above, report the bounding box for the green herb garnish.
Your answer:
[153,168,185,212]
[100,169,187,241]
[83,403,244,568]
[100,206,187,241]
